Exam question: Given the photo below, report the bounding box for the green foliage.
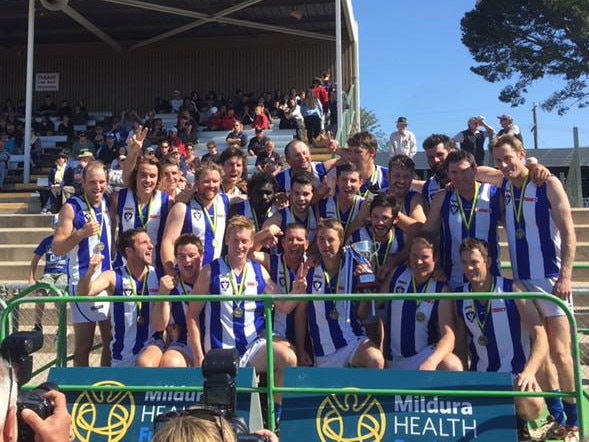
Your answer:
[360,107,388,150]
[461,0,589,114]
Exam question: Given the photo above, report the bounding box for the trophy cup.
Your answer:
[346,240,381,290]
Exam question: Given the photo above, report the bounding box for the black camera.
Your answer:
[154,348,265,441]
[1,329,58,442]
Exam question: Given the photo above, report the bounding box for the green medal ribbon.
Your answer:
[456,182,480,234]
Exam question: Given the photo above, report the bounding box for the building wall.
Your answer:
[0,34,353,115]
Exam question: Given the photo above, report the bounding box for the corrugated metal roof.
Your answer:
[0,0,342,47]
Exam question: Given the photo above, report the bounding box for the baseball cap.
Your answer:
[78,131,87,137]
[106,132,115,139]
[497,114,513,121]
[255,127,264,133]
[396,116,408,124]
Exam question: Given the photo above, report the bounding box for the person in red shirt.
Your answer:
[252,105,270,130]
[312,77,329,115]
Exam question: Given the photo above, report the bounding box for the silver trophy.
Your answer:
[346,240,381,290]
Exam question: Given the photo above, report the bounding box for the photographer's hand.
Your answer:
[255,428,280,442]
[21,390,73,442]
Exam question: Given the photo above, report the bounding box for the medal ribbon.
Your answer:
[281,255,292,292]
[135,194,153,228]
[324,261,343,318]
[125,265,148,316]
[371,229,394,269]
[510,174,530,230]
[411,275,431,309]
[456,182,480,234]
[336,196,359,236]
[226,259,248,296]
[252,206,271,232]
[471,278,496,335]
[199,197,218,241]
[361,166,377,198]
[84,194,105,243]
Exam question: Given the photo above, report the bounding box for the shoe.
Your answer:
[33,323,43,332]
[542,415,567,439]
[517,424,531,441]
[564,425,579,441]
[40,208,50,214]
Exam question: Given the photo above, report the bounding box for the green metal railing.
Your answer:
[0,288,584,437]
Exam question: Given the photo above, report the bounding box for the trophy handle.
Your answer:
[370,242,381,259]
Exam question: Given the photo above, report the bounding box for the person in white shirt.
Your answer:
[388,116,417,158]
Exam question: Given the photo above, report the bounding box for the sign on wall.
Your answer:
[35,73,59,91]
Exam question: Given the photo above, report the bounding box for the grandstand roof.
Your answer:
[0,0,355,50]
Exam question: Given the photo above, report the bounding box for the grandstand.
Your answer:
[1,1,589,441]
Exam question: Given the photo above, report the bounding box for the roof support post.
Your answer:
[23,0,35,186]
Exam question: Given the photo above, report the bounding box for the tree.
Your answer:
[461,0,589,115]
[360,107,388,150]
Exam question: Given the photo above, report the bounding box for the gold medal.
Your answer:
[478,335,488,346]
[233,307,244,319]
[212,238,219,248]
[94,242,105,253]
[515,228,525,240]
[416,311,426,322]
[329,309,340,320]
[137,315,144,326]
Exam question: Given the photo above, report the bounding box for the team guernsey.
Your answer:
[276,162,327,192]
[269,253,297,343]
[34,235,67,275]
[422,175,443,206]
[111,265,160,365]
[384,265,444,362]
[166,278,192,346]
[306,250,364,357]
[349,225,404,273]
[115,188,170,269]
[502,178,561,280]
[182,194,230,265]
[360,165,388,197]
[402,190,419,215]
[277,206,317,250]
[65,195,112,322]
[203,258,267,357]
[457,277,530,374]
[317,195,364,237]
[232,200,275,231]
[440,182,501,288]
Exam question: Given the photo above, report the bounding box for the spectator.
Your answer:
[252,105,270,130]
[109,146,127,171]
[30,130,42,167]
[255,140,283,175]
[154,95,172,114]
[71,131,95,157]
[247,127,269,157]
[37,95,57,116]
[156,140,171,160]
[95,133,118,166]
[28,214,68,329]
[220,107,239,131]
[0,140,10,190]
[240,103,254,126]
[311,77,330,115]
[300,88,323,146]
[453,116,496,165]
[201,140,220,163]
[65,149,94,200]
[71,101,88,126]
[147,118,167,145]
[57,99,72,119]
[497,114,523,144]
[388,116,417,158]
[36,115,55,136]
[225,120,248,148]
[57,114,75,141]
[170,90,183,112]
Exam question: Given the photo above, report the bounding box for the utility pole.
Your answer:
[531,102,539,149]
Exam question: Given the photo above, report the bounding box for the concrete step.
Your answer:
[573,208,589,224]
[0,228,52,246]
[0,244,39,260]
[498,241,589,262]
[0,213,53,228]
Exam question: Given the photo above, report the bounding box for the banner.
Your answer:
[48,367,263,442]
[35,73,59,91]
[280,368,517,442]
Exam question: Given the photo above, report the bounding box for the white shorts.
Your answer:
[386,345,435,370]
[519,277,573,318]
[239,338,268,368]
[111,354,137,367]
[69,283,111,324]
[315,337,369,368]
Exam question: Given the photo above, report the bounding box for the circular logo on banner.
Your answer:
[72,380,135,442]
[316,394,386,442]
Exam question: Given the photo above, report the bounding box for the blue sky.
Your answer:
[352,0,589,150]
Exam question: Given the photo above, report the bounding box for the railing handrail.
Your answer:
[0,288,584,438]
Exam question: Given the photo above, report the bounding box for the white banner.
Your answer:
[35,72,59,91]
